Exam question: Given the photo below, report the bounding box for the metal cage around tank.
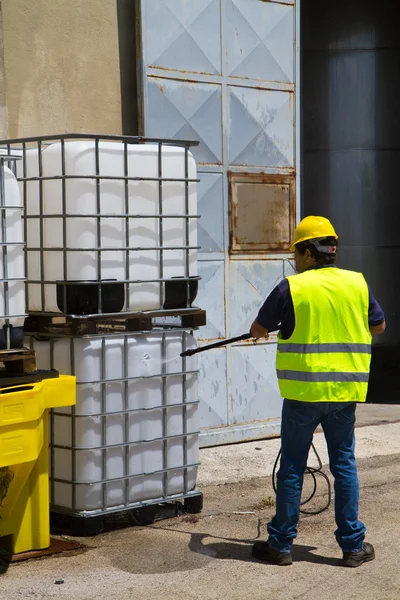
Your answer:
[0,154,27,349]
[0,133,201,318]
[28,328,201,519]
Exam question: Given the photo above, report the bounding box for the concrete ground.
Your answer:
[1,403,400,600]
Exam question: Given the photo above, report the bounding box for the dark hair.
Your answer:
[296,237,338,266]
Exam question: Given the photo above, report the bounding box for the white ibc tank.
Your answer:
[0,163,25,347]
[33,332,199,511]
[22,141,197,313]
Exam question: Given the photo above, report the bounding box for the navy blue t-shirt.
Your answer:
[257,265,385,339]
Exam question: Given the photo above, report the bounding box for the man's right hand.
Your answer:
[250,319,269,339]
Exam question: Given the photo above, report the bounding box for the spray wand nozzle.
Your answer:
[180,333,253,357]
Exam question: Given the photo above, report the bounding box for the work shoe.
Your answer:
[252,541,292,566]
[342,543,375,568]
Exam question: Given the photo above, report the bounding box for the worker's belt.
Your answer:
[278,343,371,354]
[277,370,369,383]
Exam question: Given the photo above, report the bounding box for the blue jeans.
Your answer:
[267,399,366,553]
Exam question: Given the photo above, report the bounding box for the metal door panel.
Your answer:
[146,77,223,165]
[142,0,222,75]
[228,342,282,425]
[228,259,284,337]
[197,172,225,253]
[196,260,226,340]
[137,0,296,446]
[228,86,294,167]
[198,347,228,429]
[227,0,294,82]
[284,258,296,278]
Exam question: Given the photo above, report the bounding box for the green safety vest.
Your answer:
[276,267,372,402]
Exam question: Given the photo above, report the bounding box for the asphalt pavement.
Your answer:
[1,405,399,600]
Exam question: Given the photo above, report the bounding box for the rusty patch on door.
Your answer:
[228,172,296,254]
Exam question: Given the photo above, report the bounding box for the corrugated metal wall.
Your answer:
[136,0,298,446]
[302,0,400,404]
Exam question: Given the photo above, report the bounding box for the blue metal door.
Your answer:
[136,0,298,446]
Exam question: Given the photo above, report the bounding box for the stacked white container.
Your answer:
[2,134,203,529]
[32,331,199,513]
[20,140,198,314]
[0,156,26,349]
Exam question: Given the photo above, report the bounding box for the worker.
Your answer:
[250,216,385,568]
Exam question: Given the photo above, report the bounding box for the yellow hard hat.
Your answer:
[290,216,338,252]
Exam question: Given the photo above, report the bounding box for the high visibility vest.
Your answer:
[276,267,372,402]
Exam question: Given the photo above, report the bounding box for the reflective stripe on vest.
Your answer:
[278,343,371,354]
[276,268,372,403]
[276,370,370,383]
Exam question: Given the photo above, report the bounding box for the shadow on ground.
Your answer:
[111,519,341,575]
[0,556,10,575]
[188,533,341,567]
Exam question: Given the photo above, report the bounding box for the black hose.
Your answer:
[272,442,332,515]
[180,331,332,515]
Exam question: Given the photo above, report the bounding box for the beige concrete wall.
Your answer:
[0,0,122,139]
[0,5,7,138]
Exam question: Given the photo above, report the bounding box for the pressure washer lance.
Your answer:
[180,333,253,357]
[181,332,332,515]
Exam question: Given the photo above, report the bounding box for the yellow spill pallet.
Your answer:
[0,376,76,555]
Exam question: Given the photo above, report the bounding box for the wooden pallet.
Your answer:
[0,349,60,388]
[7,537,83,563]
[0,348,36,375]
[50,493,203,537]
[25,308,207,337]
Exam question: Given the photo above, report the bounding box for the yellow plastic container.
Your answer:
[0,375,76,554]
